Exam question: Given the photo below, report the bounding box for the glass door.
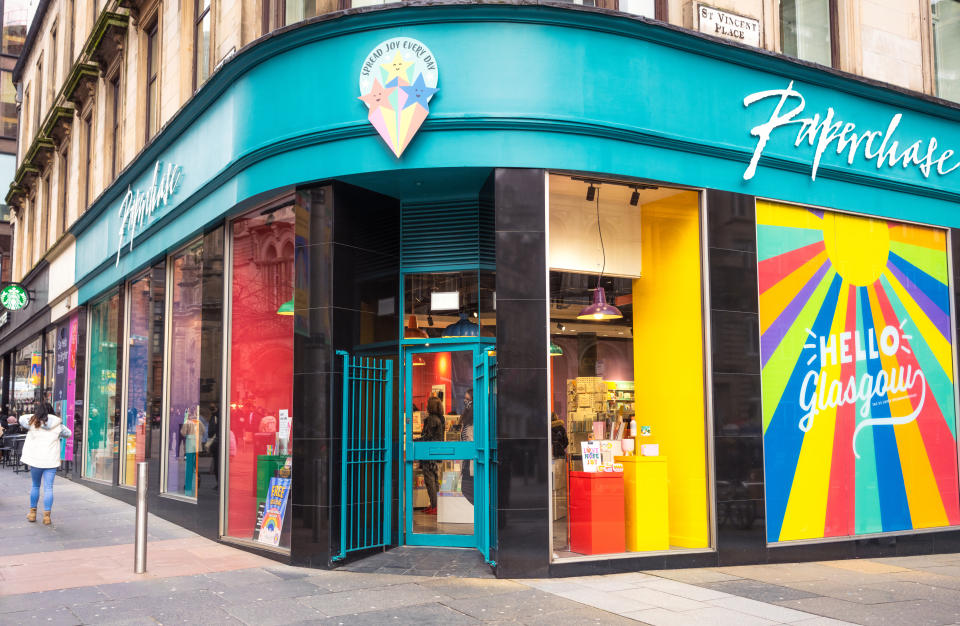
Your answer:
[403,345,489,548]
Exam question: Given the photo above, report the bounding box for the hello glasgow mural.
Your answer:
[757,200,960,543]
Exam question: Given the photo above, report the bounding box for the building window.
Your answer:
[225,203,295,548]
[109,74,122,179]
[82,111,93,209]
[1,0,28,56]
[57,146,68,236]
[25,191,34,266]
[164,239,205,498]
[22,85,29,140]
[146,20,160,140]
[194,0,211,90]
[49,25,58,99]
[547,174,711,560]
[0,71,16,138]
[121,264,165,487]
[932,0,960,101]
[780,0,837,67]
[85,290,121,483]
[41,173,50,248]
[34,58,43,134]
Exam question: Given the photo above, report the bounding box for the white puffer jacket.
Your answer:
[19,414,67,469]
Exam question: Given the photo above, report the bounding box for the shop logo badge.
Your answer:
[358,37,438,158]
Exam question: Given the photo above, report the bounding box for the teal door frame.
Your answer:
[401,340,495,551]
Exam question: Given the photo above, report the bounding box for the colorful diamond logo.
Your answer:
[358,37,439,158]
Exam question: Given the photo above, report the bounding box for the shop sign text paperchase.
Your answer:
[116,160,184,266]
[743,81,960,182]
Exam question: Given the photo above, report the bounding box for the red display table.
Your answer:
[569,471,625,554]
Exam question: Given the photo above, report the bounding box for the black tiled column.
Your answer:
[706,189,766,566]
[493,169,550,578]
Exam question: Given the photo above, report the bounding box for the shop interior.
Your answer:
[548,174,710,558]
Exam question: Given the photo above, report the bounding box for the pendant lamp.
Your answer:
[276,298,294,316]
[577,183,623,321]
[413,356,427,366]
[550,342,564,356]
[404,314,429,338]
[442,313,480,338]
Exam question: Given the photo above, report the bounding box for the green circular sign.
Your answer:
[0,284,29,311]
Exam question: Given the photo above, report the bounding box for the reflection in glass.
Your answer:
[123,266,164,487]
[226,205,295,548]
[166,241,204,497]
[409,350,474,536]
[780,0,832,66]
[14,336,41,415]
[404,271,496,340]
[1,0,28,56]
[86,292,120,482]
[933,0,960,101]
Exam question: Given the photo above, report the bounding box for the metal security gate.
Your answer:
[334,352,393,561]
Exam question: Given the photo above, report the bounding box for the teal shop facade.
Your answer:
[61,3,960,577]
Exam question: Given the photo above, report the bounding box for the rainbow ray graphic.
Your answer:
[757,201,960,543]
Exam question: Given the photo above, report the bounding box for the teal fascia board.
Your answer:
[75,4,960,302]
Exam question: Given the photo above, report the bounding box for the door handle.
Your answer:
[429,447,454,456]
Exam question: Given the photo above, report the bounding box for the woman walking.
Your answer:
[19,402,69,525]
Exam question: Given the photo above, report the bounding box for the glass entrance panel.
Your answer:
[405,348,478,543]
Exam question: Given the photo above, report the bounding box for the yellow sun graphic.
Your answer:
[822,212,890,286]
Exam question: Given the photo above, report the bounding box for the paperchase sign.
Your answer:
[697,4,760,48]
[115,160,184,266]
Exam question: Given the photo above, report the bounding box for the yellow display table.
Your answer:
[615,455,669,551]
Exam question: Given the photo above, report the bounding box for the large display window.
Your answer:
[225,203,295,549]
[547,173,710,559]
[164,241,206,498]
[121,265,165,487]
[13,336,41,415]
[85,291,121,482]
[757,200,960,542]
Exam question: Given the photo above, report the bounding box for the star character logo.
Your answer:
[358,38,439,157]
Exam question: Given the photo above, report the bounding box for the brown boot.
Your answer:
[42,511,51,525]
[26,508,36,522]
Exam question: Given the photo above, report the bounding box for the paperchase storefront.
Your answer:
[59,3,960,577]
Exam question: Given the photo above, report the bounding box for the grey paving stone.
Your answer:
[0,586,110,611]
[305,571,429,593]
[777,596,960,625]
[0,606,82,625]
[205,567,283,586]
[264,566,316,580]
[300,582,453,617]
[786,580,924,604]
[416,577,529,599]
[212,579,325,604]
[519,606,640,625]
[702,579,822,602]
[443,588,589,621]
[316,601,480,625]
[223,597,328,624]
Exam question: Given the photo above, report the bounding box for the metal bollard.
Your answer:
[134,462,148,574]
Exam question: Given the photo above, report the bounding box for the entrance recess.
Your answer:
[403,344,495,561]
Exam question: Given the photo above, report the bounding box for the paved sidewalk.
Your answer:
[3,469,960,624]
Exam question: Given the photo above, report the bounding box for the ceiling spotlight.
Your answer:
[630,188,640,206]
[427,315,434,326]
[586,185,596,202]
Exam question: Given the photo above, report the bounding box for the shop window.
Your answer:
[13,337,42,415]
[164,240,206,498]
[779,0,837,67]
[547,174,709,559]
[43,327,56,404]
[85,291,121,482]
[226,204,295,548]
[1,0,28,56]
[404,271,496,340]
[121,265,165,487]
[756,201,960,542]
[932,0,960,101]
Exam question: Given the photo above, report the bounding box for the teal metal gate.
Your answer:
[334,351,393,561]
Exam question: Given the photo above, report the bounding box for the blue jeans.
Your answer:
[29,467,56,511]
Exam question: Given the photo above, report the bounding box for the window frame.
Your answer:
[193,0,213,91]
[145,18,160,141]
[108,70,122,179]
[81,109,93,210]
[83,288,122,485]
[778,0,840,69]
[56,143,68,238]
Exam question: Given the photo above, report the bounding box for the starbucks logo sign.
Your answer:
[0,283,29,311]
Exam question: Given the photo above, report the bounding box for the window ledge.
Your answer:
[84,12,131,72]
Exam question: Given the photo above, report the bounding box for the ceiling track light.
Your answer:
[629,188,640,206]
[585,184,597,202]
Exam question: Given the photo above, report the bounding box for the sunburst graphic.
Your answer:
[756,200,959,545]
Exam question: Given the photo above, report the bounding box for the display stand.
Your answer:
[616,455,669,551]
[568,471,625,554]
